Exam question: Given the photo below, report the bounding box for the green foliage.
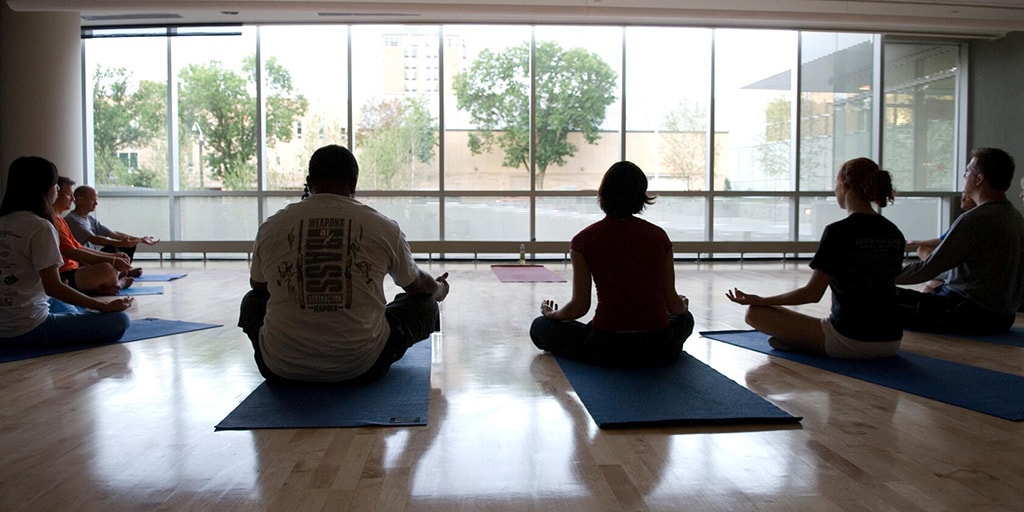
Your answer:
[452,40,617,188]
[355,97,437,190]
[92,57,308,191]
[91,66,167,188]
[758,97,792,181]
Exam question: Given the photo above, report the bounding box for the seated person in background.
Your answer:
[65,185,158,272]
[530,161,694,367]
[52,177,133,296]
[905,192,976,293]
[239,144,450,384]
[896,147,1024,335]
[726,157,905,359]
[0,156,132,348]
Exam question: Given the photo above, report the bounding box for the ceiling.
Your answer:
[7,0,1024,39]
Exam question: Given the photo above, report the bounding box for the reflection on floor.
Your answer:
[0,260,1021,511]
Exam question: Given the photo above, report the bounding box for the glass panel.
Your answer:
[444,197,530,241]
[532,26,622,191]
[259,26,347,191]
[91,196,171,241]
[179,196,259,240]
[262,195,436,240]
[84,35,169,191]
[264,195,302,221]
[797,196,844,241]
[359,197,440,241]
[799,32,874,192]
[536,196,602,241]
[174,28,259,191]
[882,44,959,192]
[713,197,792,241]
[625,27,712,192]
[536,196,706,242]
[645,196,707,242]
[350,26,441,191]
[714,29,797,192]
[883,196,944,242]
[444,25,532,191]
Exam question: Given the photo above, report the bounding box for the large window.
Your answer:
[259,25,347,192]
[882,43,959,193]
[85,28,170,192]
[798,32,874,192]
[714,29,797,192]
[625,27,713,193]
[81,26,964,253]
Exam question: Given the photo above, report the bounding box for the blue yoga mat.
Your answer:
[134,273,188,282]
[118,286,163,296]
[215,341,432,430]
[555,352,800,429]
[938,326,1024,348]
[700,330,1024,421]
[0,318,220,363]
[120,318,221,342]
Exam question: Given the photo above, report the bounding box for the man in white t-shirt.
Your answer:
[239,144,449,383]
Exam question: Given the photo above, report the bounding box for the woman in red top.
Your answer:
[530,161,693,366]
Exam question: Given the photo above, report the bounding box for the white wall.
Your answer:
[0,3,83,192]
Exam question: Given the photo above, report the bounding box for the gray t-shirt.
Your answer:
[897,200,1024,314]
[63,211,112,250]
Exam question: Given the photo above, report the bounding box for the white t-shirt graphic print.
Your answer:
[251,194,420,381]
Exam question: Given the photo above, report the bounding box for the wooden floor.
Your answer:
[1,259,1022,511]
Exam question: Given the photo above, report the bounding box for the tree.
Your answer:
[757,97,792,186]
[661,99,709,190]
[178,56,308,190]
[92,66,167,188]
[355,97,437,190]
[452,41,617,189]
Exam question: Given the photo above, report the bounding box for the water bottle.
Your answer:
[519,243,526,265]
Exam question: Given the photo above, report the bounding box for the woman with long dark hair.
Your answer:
[0,156,132,347]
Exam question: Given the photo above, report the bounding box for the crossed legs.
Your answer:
[744,305,827,356]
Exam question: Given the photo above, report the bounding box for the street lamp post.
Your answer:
[191,122,205,189]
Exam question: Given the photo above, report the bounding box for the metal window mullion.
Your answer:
[620,27,627,161]
[529,26,537,244]
[167,28,181,245]
[438,26,447,255]
[255,26,266,224]
[707,29,717,243]
[792,32,803,239]
[872,34,884,164]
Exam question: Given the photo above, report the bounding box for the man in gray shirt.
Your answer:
[64,185,159,264]
[897,147,1024,334]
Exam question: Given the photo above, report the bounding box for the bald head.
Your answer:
[72,185,99,214]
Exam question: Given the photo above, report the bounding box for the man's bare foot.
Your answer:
[127,267,143,278]
[118,276,134,289]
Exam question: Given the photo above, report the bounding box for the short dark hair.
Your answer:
[308,145,358,186]
[597,161,655,216]
[971,147,1015,191]
[57,175,76,189]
